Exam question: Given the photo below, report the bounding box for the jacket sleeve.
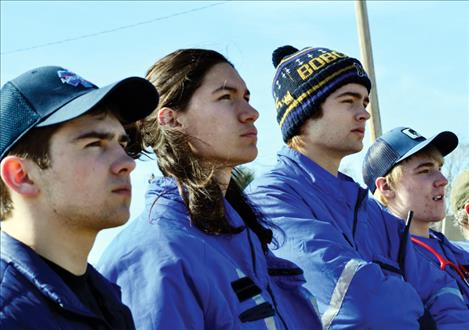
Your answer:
[248,180,425,330]
[405,244,469,329]
[383,208,469,329]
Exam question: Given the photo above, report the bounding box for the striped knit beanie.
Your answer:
[272,46,372,142]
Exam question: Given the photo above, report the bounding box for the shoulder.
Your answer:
[248,166,309,202]
[0,259,52,325]
[99,188,197,261]
[0,258,31,299]
[249,149,306,187]
[366,194,404,229]
[0,258,8,282]
[442,237,469,261]
[451,240,469,253]
[97,213,208,280]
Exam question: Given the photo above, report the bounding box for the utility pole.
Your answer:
[355,0,382,141]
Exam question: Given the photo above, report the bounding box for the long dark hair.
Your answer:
[140,49,273,251]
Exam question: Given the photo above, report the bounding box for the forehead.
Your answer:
[53,112,125,138]
[200,62,246,90]
[329,83,369,98]
[402,149,444,169]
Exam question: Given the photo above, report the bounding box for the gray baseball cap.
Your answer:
[363,127,458,192]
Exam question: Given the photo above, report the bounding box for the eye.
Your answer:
[85,140,103,148]
[341,99,353,104]
[218,94,232,101]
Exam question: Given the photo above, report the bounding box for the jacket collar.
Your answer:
[145,176,244,227]
[0,231,120,318]
[429,229,468,259]
[278,146,364,208]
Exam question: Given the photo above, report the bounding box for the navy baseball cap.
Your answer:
[363,127,458,193]
[1,66,159,160]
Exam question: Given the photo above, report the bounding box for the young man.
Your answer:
[451,168,469,243]
[362,127,469,307]
[248,46,469,328]
[0,66,159,328]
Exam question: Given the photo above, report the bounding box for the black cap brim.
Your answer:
[396,131,459,164]
[37,77,158,127]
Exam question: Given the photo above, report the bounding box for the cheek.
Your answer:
[198,120,229,143]
[395,185,416,204]
[185,120,211,141]
[67,161,99,187]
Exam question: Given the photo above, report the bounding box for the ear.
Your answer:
[0,156,39,197]
[464,202,469,215]
[375,177,395,200]
[157,107,182,128]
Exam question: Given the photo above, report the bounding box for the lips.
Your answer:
[112,184,132,196]
[241,127,258,138]
[432,194,444,201]
[351,127,365,134]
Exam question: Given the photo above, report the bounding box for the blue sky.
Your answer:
[1,1,468,263]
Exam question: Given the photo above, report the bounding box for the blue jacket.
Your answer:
[247,147,469,329]
[453,240,469,252]
[412,230,469,308]
[0,231,134,329]
[98,177,322,329]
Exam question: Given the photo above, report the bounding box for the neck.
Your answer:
[214,167,233,196]
[409,220,431,238]
[387,205,431,238]
[3,207,96,275]
[294,144,342,177]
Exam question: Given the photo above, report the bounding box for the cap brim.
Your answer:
[396,131,458,163]
[37,77,158,127]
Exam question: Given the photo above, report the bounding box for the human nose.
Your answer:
[111,148,136,175]
[434,171,448,188]
[357,106,370,121]
[239,102,259,123]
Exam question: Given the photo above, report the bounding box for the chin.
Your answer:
[339,144,363,157]
[239,150,258,164]
[436,215,446,222]
[352,143,364,153]
[103,211,131,229]
[228,148,258,166]
[428,216,445,224]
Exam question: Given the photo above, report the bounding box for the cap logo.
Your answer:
[57,70,94,88]
[402,128,422,140]
[354,63,367,77]
[296,50,346,81]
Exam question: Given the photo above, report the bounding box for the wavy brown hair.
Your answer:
[140,49,274,251]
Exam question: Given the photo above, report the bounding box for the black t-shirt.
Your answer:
[41,257,114,326]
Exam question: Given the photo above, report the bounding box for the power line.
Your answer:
[1,2,227,55]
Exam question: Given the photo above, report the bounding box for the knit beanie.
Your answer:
[272,46,372,142]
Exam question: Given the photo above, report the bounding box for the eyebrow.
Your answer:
[212,85,250,97]
[336,92,369,103]
[73,131,130,144]
[414,161,441,170]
